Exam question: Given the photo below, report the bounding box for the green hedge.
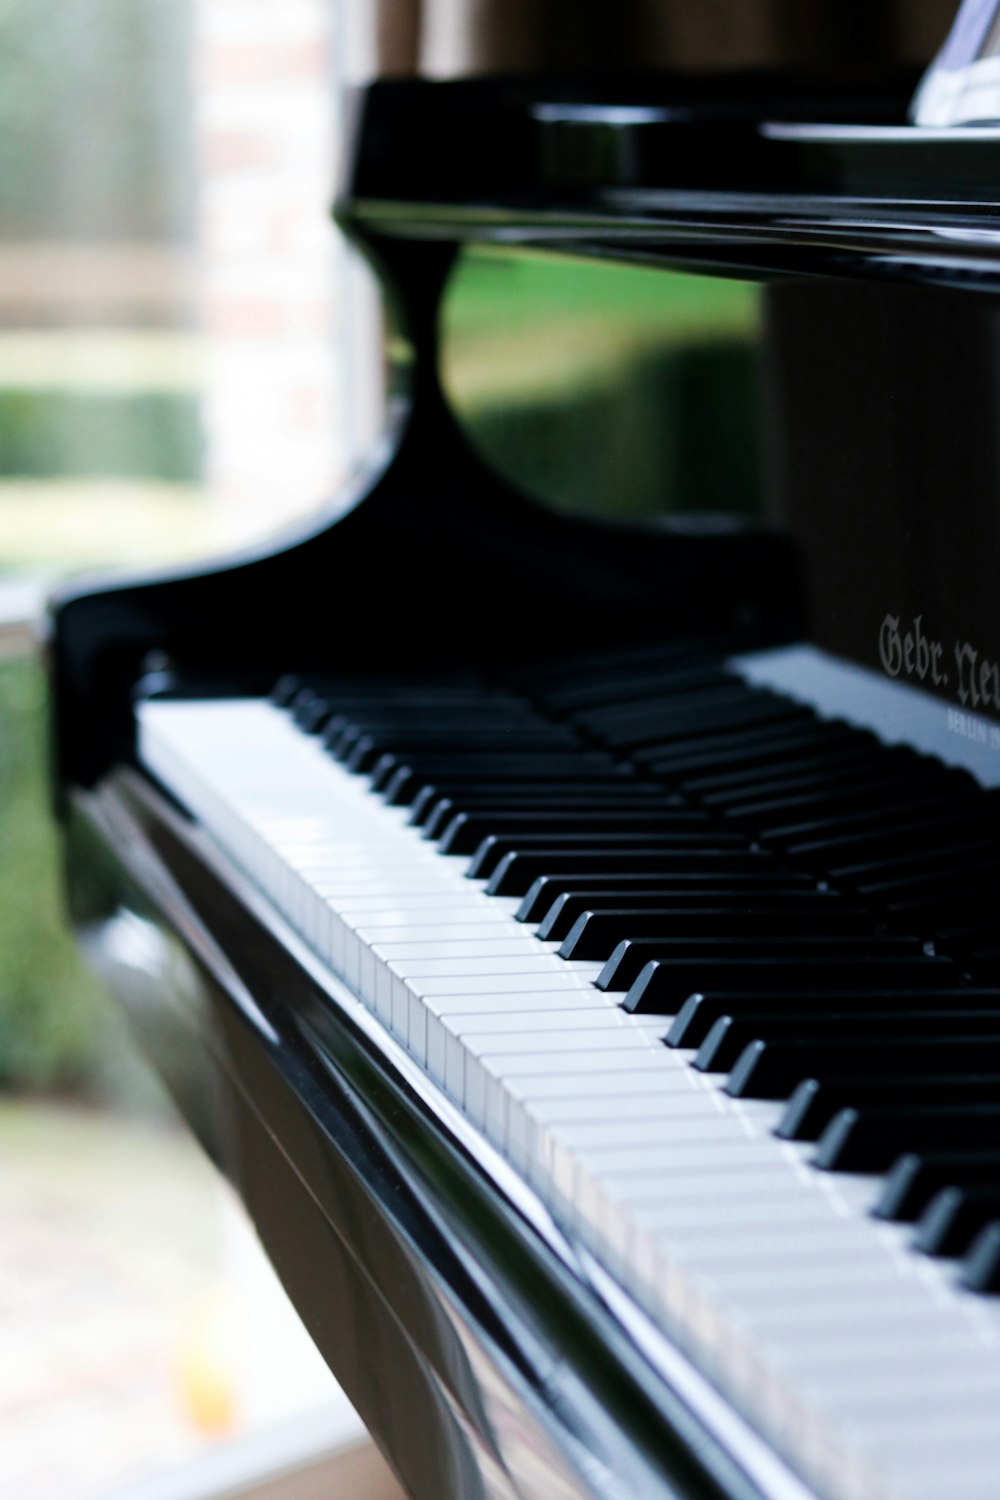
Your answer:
[463,337,762,522]
[0,389,202,481]
[0,653,108,1088]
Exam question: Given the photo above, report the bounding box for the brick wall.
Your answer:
[195,0,378,535]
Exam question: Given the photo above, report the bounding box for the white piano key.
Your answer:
[423,988,619,1018]
[420,995,631,1074]
[445,1007,653,1039]
[375,938,563,962]
[404,969,604,995]
[356,921,524,945]
[337,894,509,914]
[536,1084,710,1126]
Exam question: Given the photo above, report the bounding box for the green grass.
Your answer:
[447,247,759,338]
[442,250,764,520]
[0,653,109,1089]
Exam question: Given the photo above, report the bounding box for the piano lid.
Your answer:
[338,73,1000,293]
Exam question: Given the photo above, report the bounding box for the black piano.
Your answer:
[49,67,1000,1500]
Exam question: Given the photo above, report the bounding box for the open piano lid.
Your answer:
[340,70,1000,290]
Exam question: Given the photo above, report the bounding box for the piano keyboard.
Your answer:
[137,643,1000,1500]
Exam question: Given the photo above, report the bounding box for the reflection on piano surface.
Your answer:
[49,71,1000,1500]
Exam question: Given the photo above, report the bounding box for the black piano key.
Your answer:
[346,727,582,774]
[287,683,502,726]
[418,787,671,835]
[290,688,338,732]
[933,921,1000,958]
[725,1036,1000,1100]
[468,831,747,883]
[629,702,815,759]
[438,810,709,857]
[705,762,915,816]
[285,672,485,698]
[778,1075,1000,1142]
[487,848,773,898]
[319,694,532,725]
[648,733,866,785]
[537,887,838,942]
[543,662,730,713]
[887,883,1000,932]
[623,955,954,1014]
[963,950,1000,987]
[691,740,922,800]
[515,869,814,924]
[575,682,759,733]
[915,1187,1000,1257]
[328,714,551,758]
[961,1223,1000,1293]
[858,859,1000,906]
[645,711,851,761]
[401,768,629,816]
[816,1105,1000,1173]
[270,672,303,706]
[786,816,1000,873]
[613,700,812,755]
[669,989,1000,1049]
[875,1150,1000,1222]
[378,752,624,800]
[724,774,947,830]
[514,639,720,693]
[684,744,885,799]
[577,696,794,749]
[599,935,923,995]
[697,1012,1000,1076]
[835,843,1000,907]
[765,789,990,849]
[559,903,874,961]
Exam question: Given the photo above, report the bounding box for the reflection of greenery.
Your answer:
[468,339,760,520]
[443,249,762,519]
[0,654,109,1089]
[448,247,757,334]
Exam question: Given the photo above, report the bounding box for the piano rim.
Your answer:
[63,762,824,1500]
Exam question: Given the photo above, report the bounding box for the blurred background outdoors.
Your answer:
[0,2,957,1498]
[0,2,383,1496]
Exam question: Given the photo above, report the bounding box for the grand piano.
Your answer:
[47,56,1000,1500]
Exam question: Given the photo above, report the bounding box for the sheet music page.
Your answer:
[911,0,1000,122]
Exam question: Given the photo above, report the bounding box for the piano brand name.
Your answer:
[879,612,1000,712]
[878,613,946,687]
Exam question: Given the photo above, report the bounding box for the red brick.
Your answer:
[207,295,288,339]
[202,128,275,174]
[200,40,329,90]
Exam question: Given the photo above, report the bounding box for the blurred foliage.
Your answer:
[0,653,108,1089]
[446,248,758,344]
[0,0,194,242]
[443,249,763,521]
[0,390,201,481]
[466,339,761,521]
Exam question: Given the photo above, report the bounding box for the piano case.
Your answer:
[48,76,1000,1500]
